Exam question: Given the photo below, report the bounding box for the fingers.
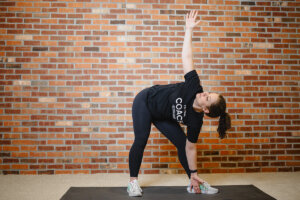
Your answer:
[193,11,198,19]
[187,10,198,21]
[190,178,201,193]
[193,185,201,193]
[189,10,193,19]
[190,10,197,19]
[191,10,195,18]
[186,10,198,19]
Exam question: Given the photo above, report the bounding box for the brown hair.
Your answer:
[205,95,231,139]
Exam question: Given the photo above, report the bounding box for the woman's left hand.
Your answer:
[185,10,201,30]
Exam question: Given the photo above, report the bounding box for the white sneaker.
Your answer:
[187,181,218,194]
[200,182,218,194]
[127,179,142,197]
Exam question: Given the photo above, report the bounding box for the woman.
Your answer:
[127,10,231,197]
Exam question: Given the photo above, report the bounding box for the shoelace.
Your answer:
[131,181,141,192]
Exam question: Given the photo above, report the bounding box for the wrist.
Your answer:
[190,169,197,174]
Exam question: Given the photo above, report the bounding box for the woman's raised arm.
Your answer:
[182,10,201,75]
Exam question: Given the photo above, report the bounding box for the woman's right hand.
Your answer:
[190,174,205,193]
[185,10,201,30]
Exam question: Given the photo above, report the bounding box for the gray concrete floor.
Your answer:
[0,172,299,200]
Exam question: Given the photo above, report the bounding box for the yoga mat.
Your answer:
[60,185,276,200]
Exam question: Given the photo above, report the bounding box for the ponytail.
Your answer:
[205,95,232,139]
[217,113,231,139]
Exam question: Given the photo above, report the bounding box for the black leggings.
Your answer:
[129,88,191,178]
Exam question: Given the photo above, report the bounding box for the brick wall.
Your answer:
[0,0,299,175]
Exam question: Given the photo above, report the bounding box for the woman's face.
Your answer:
[195,92,219,113]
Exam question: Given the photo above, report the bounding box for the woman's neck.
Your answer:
[193,98,203,113]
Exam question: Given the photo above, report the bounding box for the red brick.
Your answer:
[1,1,299,175]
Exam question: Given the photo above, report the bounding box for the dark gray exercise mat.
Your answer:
[60,185,276,200]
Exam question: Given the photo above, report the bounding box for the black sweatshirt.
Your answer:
[147,70,204,143]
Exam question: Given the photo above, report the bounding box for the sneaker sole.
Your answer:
[128,193,142,197]
[127,189,142,197]
[201,188,219,194]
